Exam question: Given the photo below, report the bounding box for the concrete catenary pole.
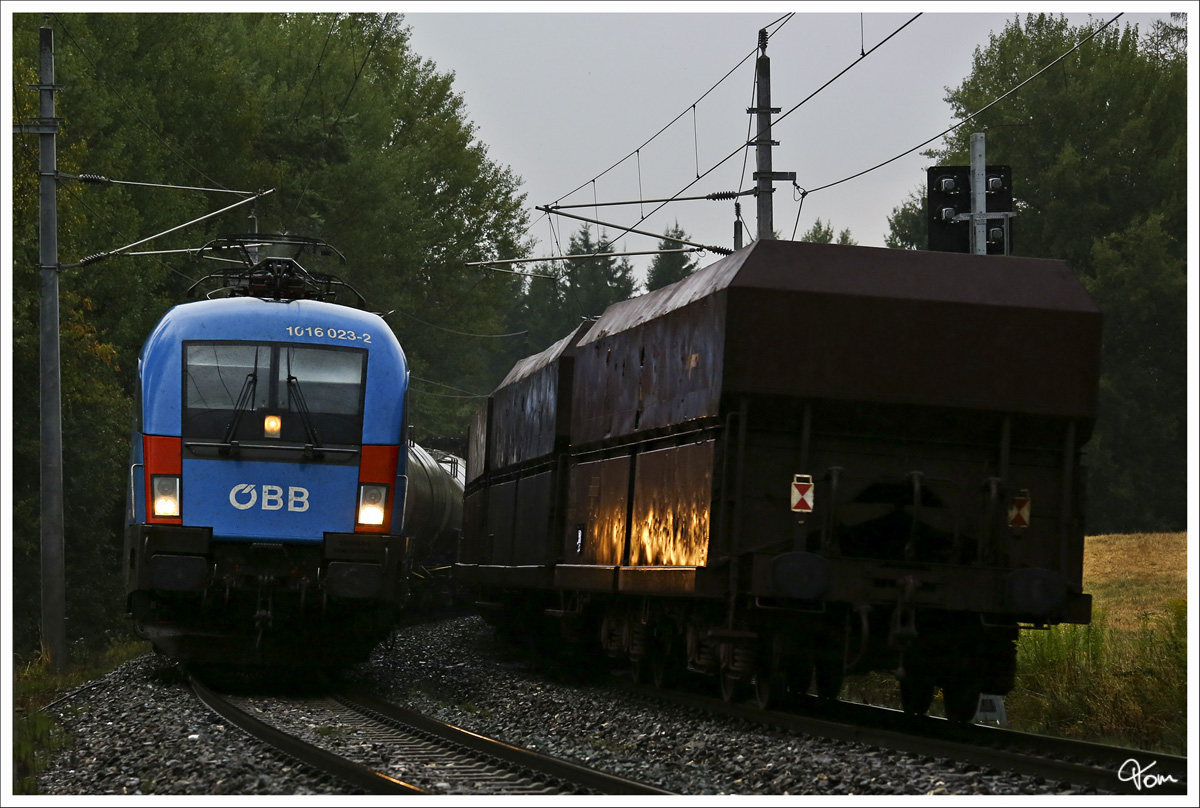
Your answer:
[751,29,795,243]
[30,23,68,671]
[754,29,775,241]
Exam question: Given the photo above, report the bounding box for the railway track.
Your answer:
[611,672,1188,796]
[190,674,672,795]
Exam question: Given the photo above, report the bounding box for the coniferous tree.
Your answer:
[512,260,572,359]
[513,223,644,363]
[799,217,857,245]
[646,221,698,291]
[559,224,639,324]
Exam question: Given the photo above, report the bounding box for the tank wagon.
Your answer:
[455,239,1101,720]
[124,235,462,666]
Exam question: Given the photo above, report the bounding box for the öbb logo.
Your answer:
[228,484,310,512]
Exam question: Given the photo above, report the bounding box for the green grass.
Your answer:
[846,532,1188,754]
[1004,600,1187,754]
[12,638,151,795]
[842,599,1188,754]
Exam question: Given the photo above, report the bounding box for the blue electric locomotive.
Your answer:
[124,236,460,665]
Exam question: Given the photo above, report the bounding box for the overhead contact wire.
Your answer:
[51,13,233,192]
[386,309,527,339]
[544,14,795,264]
[562,12,904,250]
[550,16,786,206]
[803,11,1125,197]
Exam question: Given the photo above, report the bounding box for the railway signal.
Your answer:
[926,134,1015,255]
[926,166,971,253]
[982,166,1014,255]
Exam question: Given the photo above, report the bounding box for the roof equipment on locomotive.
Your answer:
[124,235,462,666]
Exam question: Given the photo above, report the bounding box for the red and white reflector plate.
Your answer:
[791,474,814,513]
[1008,490,1031,527]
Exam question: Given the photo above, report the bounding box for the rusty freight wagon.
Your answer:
[455,239,1101,720]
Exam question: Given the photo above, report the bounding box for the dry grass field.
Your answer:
[1082,532,1189,629]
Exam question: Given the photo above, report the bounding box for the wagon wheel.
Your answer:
[629,653,649,684]
[812,651,844,701]
[899,674,936,716]
[752,666,780,711]
[941,679,982,724]
[793,653,816,700]
[753,633,788,710]
[650,635,679,690]
[719,664,741,703]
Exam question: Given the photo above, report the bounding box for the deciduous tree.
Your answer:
[9,11,533,657]
[884,13,1186,532]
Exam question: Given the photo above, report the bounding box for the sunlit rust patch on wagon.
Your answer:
[629,442,712,567]
[456,238,1103,718]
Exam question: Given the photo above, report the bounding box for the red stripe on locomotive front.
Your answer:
[358,444,400,533]
[143,434,182,525]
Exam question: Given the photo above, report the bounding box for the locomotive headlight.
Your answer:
[357,483,388,526]
[263,414,282,439]
[152,475,181,517]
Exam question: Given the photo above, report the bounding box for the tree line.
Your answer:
[885,13,1187,534]
[7,12,1186,661]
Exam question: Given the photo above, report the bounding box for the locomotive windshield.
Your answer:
[183,341,366,448]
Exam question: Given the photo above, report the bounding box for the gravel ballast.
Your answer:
[34,615,1086,796]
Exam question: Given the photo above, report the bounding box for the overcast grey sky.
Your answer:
[398,4,1182,281]
[2,3,1186,280]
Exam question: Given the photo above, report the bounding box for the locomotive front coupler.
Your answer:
[254,583,274,628]
[253,584,274,648]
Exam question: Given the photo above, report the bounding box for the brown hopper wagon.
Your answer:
[455,239,1101,720]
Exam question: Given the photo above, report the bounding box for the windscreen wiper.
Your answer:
[220,370,258,455]
[287,374,324,459]
[219,346,263,455]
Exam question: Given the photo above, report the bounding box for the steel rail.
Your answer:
[610,675,1188,796]
[191,676,422,794]
[337,687,675,796]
